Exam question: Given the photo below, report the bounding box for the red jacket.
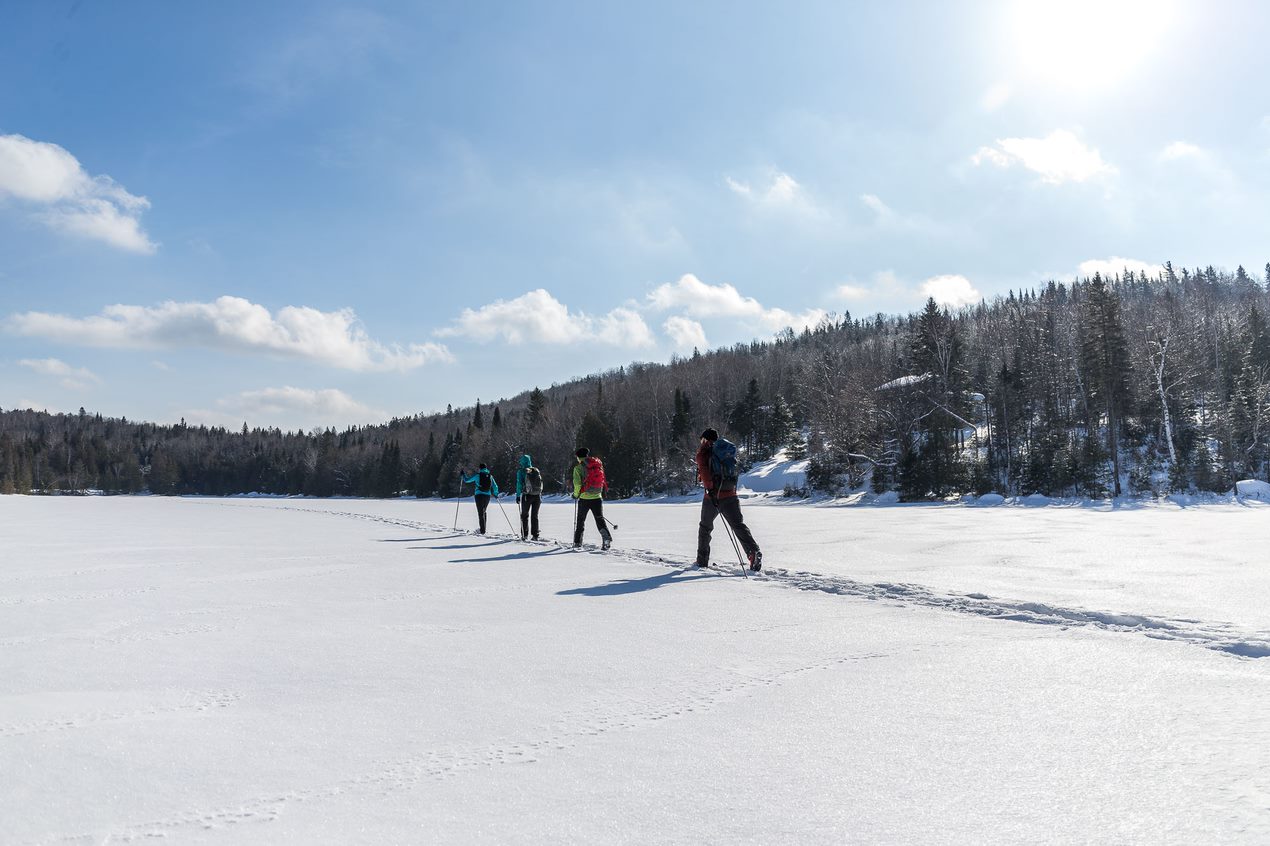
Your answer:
[696,443,738,500]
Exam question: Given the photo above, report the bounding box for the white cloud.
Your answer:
[1158,141,1204,162]
[179,386,386,432]
[6,296,451,372]
[860,193,893,221]
[1155,141,1233,188]
[0,134,156,253]
[834,283,872,301]
[18,357,101,390]
[972,130,1115,184]
[437,289,655,348]
[646,274,826,332]
[726,170,820,215]
[835,270,977,310]
[918,275,982,308]
[1078,257,1164,279]
[663,316,708,351]
[228,386,383,422]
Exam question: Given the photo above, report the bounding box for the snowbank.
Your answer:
[1236,479,1270,501]
[739,450,809,493]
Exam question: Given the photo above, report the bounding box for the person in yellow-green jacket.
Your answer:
[571,447,612,550]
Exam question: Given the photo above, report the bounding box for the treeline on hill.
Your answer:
[3,262,1269,501]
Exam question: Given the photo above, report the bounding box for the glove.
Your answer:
[516,495,521,504]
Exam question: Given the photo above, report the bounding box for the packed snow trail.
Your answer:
[218,500,1270,661]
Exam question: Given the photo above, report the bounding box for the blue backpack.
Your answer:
[709,438,739,484]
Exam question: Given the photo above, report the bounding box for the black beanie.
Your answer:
[700,428,718,442]
[479,463,487,469]
[575,447,589,458]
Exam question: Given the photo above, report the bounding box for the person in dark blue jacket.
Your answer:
[462,463,500,534]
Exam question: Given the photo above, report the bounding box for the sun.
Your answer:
[1006,0,1177,91]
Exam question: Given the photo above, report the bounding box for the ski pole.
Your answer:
[495,494,518,536]
[453,471,465,529]
[716,499,749,579]
[602,515,619,531]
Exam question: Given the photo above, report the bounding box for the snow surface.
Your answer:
[738,451,808,493]
[1237,479,1270,501]
[3,495,1269,844]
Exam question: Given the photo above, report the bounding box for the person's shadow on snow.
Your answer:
[413,538,511,550]
[557,569,718,597]
[450,549,572,563]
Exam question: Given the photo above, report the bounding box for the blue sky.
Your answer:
[3,0,1270,430]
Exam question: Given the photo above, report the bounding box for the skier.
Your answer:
[515,454,544,541]
[571,447,612,550]
[462,463,500,534]
[695,428,761,571]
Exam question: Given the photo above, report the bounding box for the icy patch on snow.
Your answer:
[1235,479,1270,501]
[738,450,808,493]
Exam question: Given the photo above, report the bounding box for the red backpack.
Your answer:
[582,457,606,493]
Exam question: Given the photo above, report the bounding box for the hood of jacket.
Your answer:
[519,454,533,469]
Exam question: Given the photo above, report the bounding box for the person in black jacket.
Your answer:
[515,453,544,540]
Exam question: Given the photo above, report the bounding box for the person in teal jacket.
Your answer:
[514,454,544,540]
[462,463,499,534]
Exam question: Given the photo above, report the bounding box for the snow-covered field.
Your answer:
[3,495,1268,844]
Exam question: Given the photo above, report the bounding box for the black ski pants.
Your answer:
[573,497,611,545]
[519,494,541,539]
[473,493,490,534]
[697,495,758,565]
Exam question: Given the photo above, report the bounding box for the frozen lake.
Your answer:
[3,495,1268,844]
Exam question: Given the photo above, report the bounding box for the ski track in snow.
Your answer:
[0,690,240,739]
[0,586,158,607]
[228,502,1270,662]
[46,653,884,843]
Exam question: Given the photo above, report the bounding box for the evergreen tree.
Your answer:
[764,394,796,457]
[575,410,614,457]
[901,298,968,498]
[525,387,547,430]
[1080,274,1132,496]
[670,388,691,440]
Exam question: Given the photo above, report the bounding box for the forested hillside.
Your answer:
[4,263,1269,500]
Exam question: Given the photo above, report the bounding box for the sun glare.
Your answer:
[1008,0,1176,91]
